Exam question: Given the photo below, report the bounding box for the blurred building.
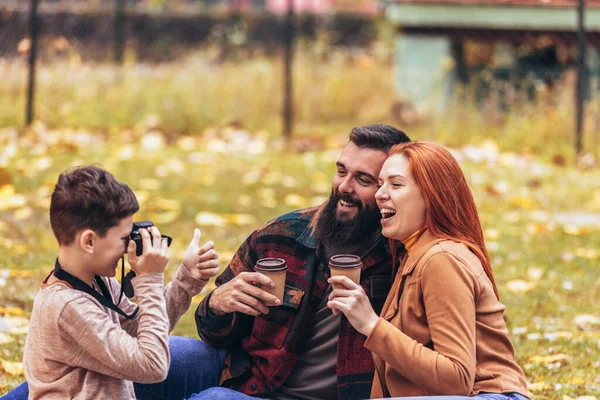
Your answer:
[266,0,380,14]
[386,0,600,113]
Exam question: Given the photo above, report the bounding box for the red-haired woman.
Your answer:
[327,141,530,399]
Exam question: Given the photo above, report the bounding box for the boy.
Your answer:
[23,165,219,399]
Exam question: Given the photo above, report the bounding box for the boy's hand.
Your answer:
[183,228,220,282]
[128,226,170,276]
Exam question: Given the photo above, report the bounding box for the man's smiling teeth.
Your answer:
[340,200,355,207]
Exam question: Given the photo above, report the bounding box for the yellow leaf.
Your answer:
[154,197,181,212]
[284,194,307,208]
[8,326,29,335]
[528,353,571,365]
[0,333,14,345]
[194,212,226,227]
[140,131,166,152]
[0,307,26,316]
[238,194,252,207]
[200,174,216,186]
[505,279,537,293]
[528,381,551,392]
[218,251,235,266]
[139,178,161,191]
[575,247,599,259]
[34,157,53,171]
[1,360,24,376]
[281,176,297,188]
[176,136,197,152]
[13,207,33,221]
[508,195,538,210]
[564,225,588,236]
[569,377,585,385]
[223,213,257,226]
[0,185,26,211]
[11,268,42,279]
[484,228,500,240]
[148,211,180,225]
[309,196,328,206]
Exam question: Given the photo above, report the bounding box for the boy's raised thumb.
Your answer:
[190,228,202,246]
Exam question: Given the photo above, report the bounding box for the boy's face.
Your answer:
[90,215,134,278]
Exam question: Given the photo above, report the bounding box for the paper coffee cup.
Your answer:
[329,254,362,289]
[255,258,287,303]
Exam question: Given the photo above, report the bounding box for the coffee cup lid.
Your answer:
[255,258,287,272]
[329,254,362,269]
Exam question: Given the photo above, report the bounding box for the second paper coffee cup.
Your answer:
[329,254,362,289]
[255,258,287,303]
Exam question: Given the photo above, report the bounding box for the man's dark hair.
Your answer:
[349,124,410,152]
[50,165,139,245]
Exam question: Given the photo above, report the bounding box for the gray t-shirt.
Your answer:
[271,230,382,400]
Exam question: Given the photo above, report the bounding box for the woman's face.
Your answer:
[375,153,427,241]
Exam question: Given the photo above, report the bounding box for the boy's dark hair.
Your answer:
[50,165,139,245]
[349,124,411,153]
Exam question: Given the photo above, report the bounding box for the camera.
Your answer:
[129,221,172,256]
[122,221,173,299]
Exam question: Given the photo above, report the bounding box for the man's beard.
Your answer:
[314,190,382,246]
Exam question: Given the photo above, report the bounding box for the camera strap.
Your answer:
[53,258,139,320]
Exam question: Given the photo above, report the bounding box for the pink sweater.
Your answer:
[23,265,205,400]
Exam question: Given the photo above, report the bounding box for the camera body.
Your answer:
[123,221,173,299]
[130,221,172,256]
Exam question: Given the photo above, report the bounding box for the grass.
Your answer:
[1,47,598,163]
[0,126,599,398]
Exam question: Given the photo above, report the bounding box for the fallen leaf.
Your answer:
[223,213,257,226]
[194,212,226,227]
[0,333,14,345]
[485,228,500,240]
[1,360,24,376]
[528,381,551,392]
[140,131,165,152]
[0,185,27,211]
[508,195,538,210]
[575,314,600,331]
[506,279,537,293]
[284,194,307,208]
[0,307,26,317]
[569,377,585,385]
[528,353,571,366]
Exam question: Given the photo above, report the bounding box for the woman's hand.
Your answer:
[327,276,379,336]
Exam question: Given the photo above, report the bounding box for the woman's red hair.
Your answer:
[388,141,499,299]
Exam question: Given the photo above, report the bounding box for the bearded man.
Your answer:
[131,125,410,400]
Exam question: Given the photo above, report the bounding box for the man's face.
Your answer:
[332,142,388,220]
[316,142,388,245]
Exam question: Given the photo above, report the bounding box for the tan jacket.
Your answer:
[365,230,530,398]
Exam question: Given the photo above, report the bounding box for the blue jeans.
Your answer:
[135,336,228,400]
[1,336,231,400]
[386,393,530,400]
[188,387,261,399]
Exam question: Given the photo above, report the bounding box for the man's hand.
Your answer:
[183,228,220,282]
[209,272,281,316]
[327,276,379,337]
[128,227,170,276]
